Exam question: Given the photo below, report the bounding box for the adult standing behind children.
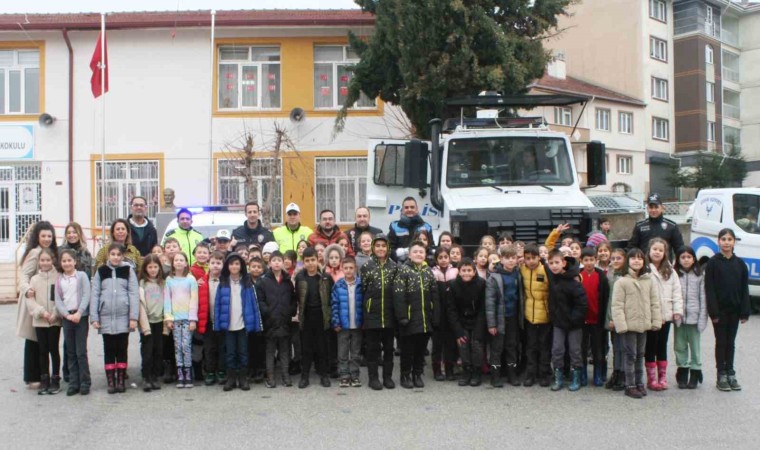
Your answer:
[232,202,274,248]
[388,197,432,262]
[129,196,158,257]
[309,209,352,255]
[274,203,314,253]
[347,207,382,253]
[628,193,685,257]
[162,208,204,266]
[95,219,143,273]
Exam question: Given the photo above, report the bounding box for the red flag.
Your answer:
[90,33,109,98]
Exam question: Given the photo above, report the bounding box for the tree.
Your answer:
[667,142,748,191]
[335,0,575,138]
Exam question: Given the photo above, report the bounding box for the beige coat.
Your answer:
[16,248,40,340]
[611,270,663,334]
[649,264,684,324]
[25,269,61,328]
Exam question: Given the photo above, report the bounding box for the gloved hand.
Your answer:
[396,248,409,260]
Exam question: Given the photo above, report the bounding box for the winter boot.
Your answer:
[49,376,61,395]
[367,362,382,391]
[413,372,425,388]
[239,371,251,391]
[184,367,194,388]
[506,365,520,386]
[176,367,185,388]
[645,362,661,391]
[657,360,668,390]
[568,367,582,392]
[223,369,237,391]
[432,360,444,382]
[150,376,161,391]
[400,373,414,389]
[728,373,742,391]
[142,378,152,392]
[105,365,116,394]
[459,367,471,386]
[265,371,276,388]
[115,365,127,393]
[491,366,504,388]
[551,368,564,392]
[444,362,456,381]
[580,365,588,387]
[614,373,626,391]
[717,371,731,391]
[676,367,689,389]
[204,372,217,386]
[38,375,50,395]
[687,369,702,389]
[593,365,603,387]
[625,385,643,399]
[470,370,482,387]
[298,373,310,389]
[605,370,618,389]
[383,362,395,389]
[282,372,293,387]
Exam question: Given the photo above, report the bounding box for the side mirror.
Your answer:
[586,141,606,186]
[403,140,429,189]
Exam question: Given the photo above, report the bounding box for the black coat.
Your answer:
[360,256,398,329]
[257,269,297,337]
[393,260,437,336]
[705,253,751,320]
[548,257,588,330]
[232,220,274,248]
[627,215,685,256]
[446,276,487,340]
[129,216,158,257]
[347,224,382,255]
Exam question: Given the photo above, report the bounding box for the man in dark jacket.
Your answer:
[388,197,432,262]
[232,202,274,248]
[347,207,382,254]
[128,196,158,256]
[628,193,684,256]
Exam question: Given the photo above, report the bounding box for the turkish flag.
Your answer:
[90,33,109,98]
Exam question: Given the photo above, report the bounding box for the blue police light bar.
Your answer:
[173,205,244,214]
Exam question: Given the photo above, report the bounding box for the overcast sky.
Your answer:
[3,0,359,14]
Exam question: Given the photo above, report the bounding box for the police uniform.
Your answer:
[627,193,685,255]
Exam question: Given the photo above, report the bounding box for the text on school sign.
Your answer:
[0,125,35,160]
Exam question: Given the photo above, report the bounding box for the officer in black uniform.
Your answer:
[628,192,685,256]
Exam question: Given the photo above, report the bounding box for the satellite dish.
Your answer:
[39,113,56,127]
[289,107,306,123]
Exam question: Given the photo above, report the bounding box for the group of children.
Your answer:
[24,218,750,399]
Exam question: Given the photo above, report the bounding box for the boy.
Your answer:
[520,244,553,387]
[213,229,232,254]
[189,243,211,381]
[295,247,333,388]
[257,251,297,388]
[247,256,266,384]
[201,251,226,385]
[249,258,265,281]
[163,238,181,274]
[331,257,364,387]
[546,250,588,391]
[360,234,398,390]
[497,231,513,251]
[448,258,487,387]
[233,244,249,262]
[486,245,524,387]
[579,247,610,387]
[190,243,210,280]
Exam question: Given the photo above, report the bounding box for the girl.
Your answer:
[324,244,345,283]
[296,239,309,261]
[674,246,707,390]
[151,244,168,267]
[431,247,458,381]
[284,250,298,277]
[164,252,200,388]
[538,245,549,261]
[437,232,454,250]
[449,245,463,268]
[314,242,326,267]
[54,249,91,396]
[138,254,166,392]
[354,231,374,269]
[569,241,583,260]
[412,229,436,265]
[446,258,487,387]
[337,235,354,258]
[58,222,94,277]
[645,238,683,391]
[596,241,612,274]
[90,243,139,394]
[94,219,143,273]
[705,228,750,391]
[611,248,662,399]
[474,247,490,280]
[25,248,61,395]
[604,248,627,391]
[479,235,496,253]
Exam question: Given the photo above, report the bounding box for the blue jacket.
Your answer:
[331,277,364,329]
[213,276,263,333]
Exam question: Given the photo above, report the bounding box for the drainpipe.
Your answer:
[62,29,74,221]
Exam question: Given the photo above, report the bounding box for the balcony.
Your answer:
[723,67,740,83]
[722,28,739,47]
[723,104,740,120]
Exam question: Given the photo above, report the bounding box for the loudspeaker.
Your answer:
[586,141,606,186]
[289,107,305,123]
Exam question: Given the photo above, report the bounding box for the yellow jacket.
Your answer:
[520,263,550,324]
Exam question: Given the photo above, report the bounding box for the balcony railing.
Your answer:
[723,67,740,83]
[722,28,739,47]
[723,104,740,120]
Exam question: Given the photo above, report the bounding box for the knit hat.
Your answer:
[262,241,279,254]
[585,232,608,248]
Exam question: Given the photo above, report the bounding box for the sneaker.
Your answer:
[728,375,742,391]
[79,385,90,395]
[625,386,643,399]
[184,379,194,389]
[717,373,731,392]
[66,386,80,396]
[339,378,350,388]
[142,379,152,392]
[48,377,62,395]
[351,377,362,388]
[637,384,648,397]
[383,377,396,389]
[298,376,310,389]
[265,378,276,389]
[320,376,332,388]
[523,377,535,387]
[204,373,217,386]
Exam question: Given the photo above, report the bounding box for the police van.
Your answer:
[160,206,246,243]
[689,187,760,297]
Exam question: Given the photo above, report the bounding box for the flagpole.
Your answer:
[208,10,216,205]
[100,13,107,240]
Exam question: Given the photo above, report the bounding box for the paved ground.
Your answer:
[1,304,757,449]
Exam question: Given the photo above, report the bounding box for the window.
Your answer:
[733,194,760,234]
[650,36,668,62]
[619,111,634,134]
[617,156,633,175]
[217,159,282,224]
[314,46,375,109]
[315,158,367,223]
[0,49,40,115]
[217,46,281,110]
[649,0,667,22]
[652,117,669,141]
[706,6,713,25]
[706,82,715,103]
[95,161,160,227]
[0,163,42,243]
[374,144,406,186]
[705,45,714,64]
[707,121,716,142]
[651,77,669,101]
[595,108,611,131]
[554,107,572,126]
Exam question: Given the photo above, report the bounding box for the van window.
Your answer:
[733,194,760,234]
[373,144,405,186]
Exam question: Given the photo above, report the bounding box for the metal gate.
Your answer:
[0,164,42,261]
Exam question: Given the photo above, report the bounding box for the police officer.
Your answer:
[628,193,685,256]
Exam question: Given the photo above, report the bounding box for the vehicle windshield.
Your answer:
[445,137,574,187]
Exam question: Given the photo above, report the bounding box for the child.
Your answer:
[438,231,454,250]
[514,241,525,265]
[497,231,513,251]
[599,217,611,237]
[90,243,139,394]
[394,240,437,389]
[137,254,166,392]
[579,247,610,387]
[538,245,549,261]
[214,252,263,392]
[569,241,582,260]
[164,252,200,388]
[283,250,298,277]
[233,244,249,262]
[611,248,661,399]
[324,244,345,283]
[449,244,463,267]
[151,244,168,267]
[596,241,612,274]
[248,247,262,263]
[249,257,265,281]
[337,235,354,258]
[559,246,571,257]
[431,247,458,381]
[447,258,487,387]
[486,245,523,387]
[296,239,309,260]
[295,247,333,388]
[480,235,496,253]
[25,248,61,395]
[262,241,279,264]
[55,249,91,396]
[412,229,436,265]
[520,244,552,387]
[190,243,211,280]
[646,238,683,391]
[360,234,398,390]
[201,251,226,386]
[247,256,267,383]
[488,253,500,273]
[604,248,627,391]
[331,257,364,387]
[354,231,374,269]
[258,251,297,388]
[474,247,490,280]
[314,242,326,267]
[163,238,181,274]
[189,243,211,380]
[705,228,751,391]
[674,246,707,389]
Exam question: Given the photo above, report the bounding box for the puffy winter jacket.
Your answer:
[90,262,139,335]
[605,271,624,331]
[611,270,662,334]
[213,275,263,333]
[393,260,437,336]
[295,270,332,330]
[678,269,707,333]
[331,277,363,329]
[25,269,61,328]
[521,262,551,325]
[309,226,353,256]
[258,270,297,338]
[129,216,158,257]
[360,256,397,329]
[486,265,525,333]
[548,258,588,331]
[649,264,683,323]
[446,276,487,340]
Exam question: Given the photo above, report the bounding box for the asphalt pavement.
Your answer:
[0,304,757,449]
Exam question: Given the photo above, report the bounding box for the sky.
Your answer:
[2,0,359,14]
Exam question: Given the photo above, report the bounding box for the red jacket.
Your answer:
[190,264,209,334]
[190,263,207,281]
[308,226,354,256]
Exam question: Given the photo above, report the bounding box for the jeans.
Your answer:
[674,324,702,370]
[364,328,395,379]
[457,330,483,370]
[713,314,740,375]
[140,322,164,379]
[224,329,248,371]
[551,327,582,370]
[645,321,671,363]
[266,335,291,377]
[36,326,61,378]
[203,324,226,374]
[400,333,429,375]
[172,320,193,369]
[621,332,646,386]
[525,322,552,378]
[63,318,90,388]
[489,315,519,368]
[337,329,362,378]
